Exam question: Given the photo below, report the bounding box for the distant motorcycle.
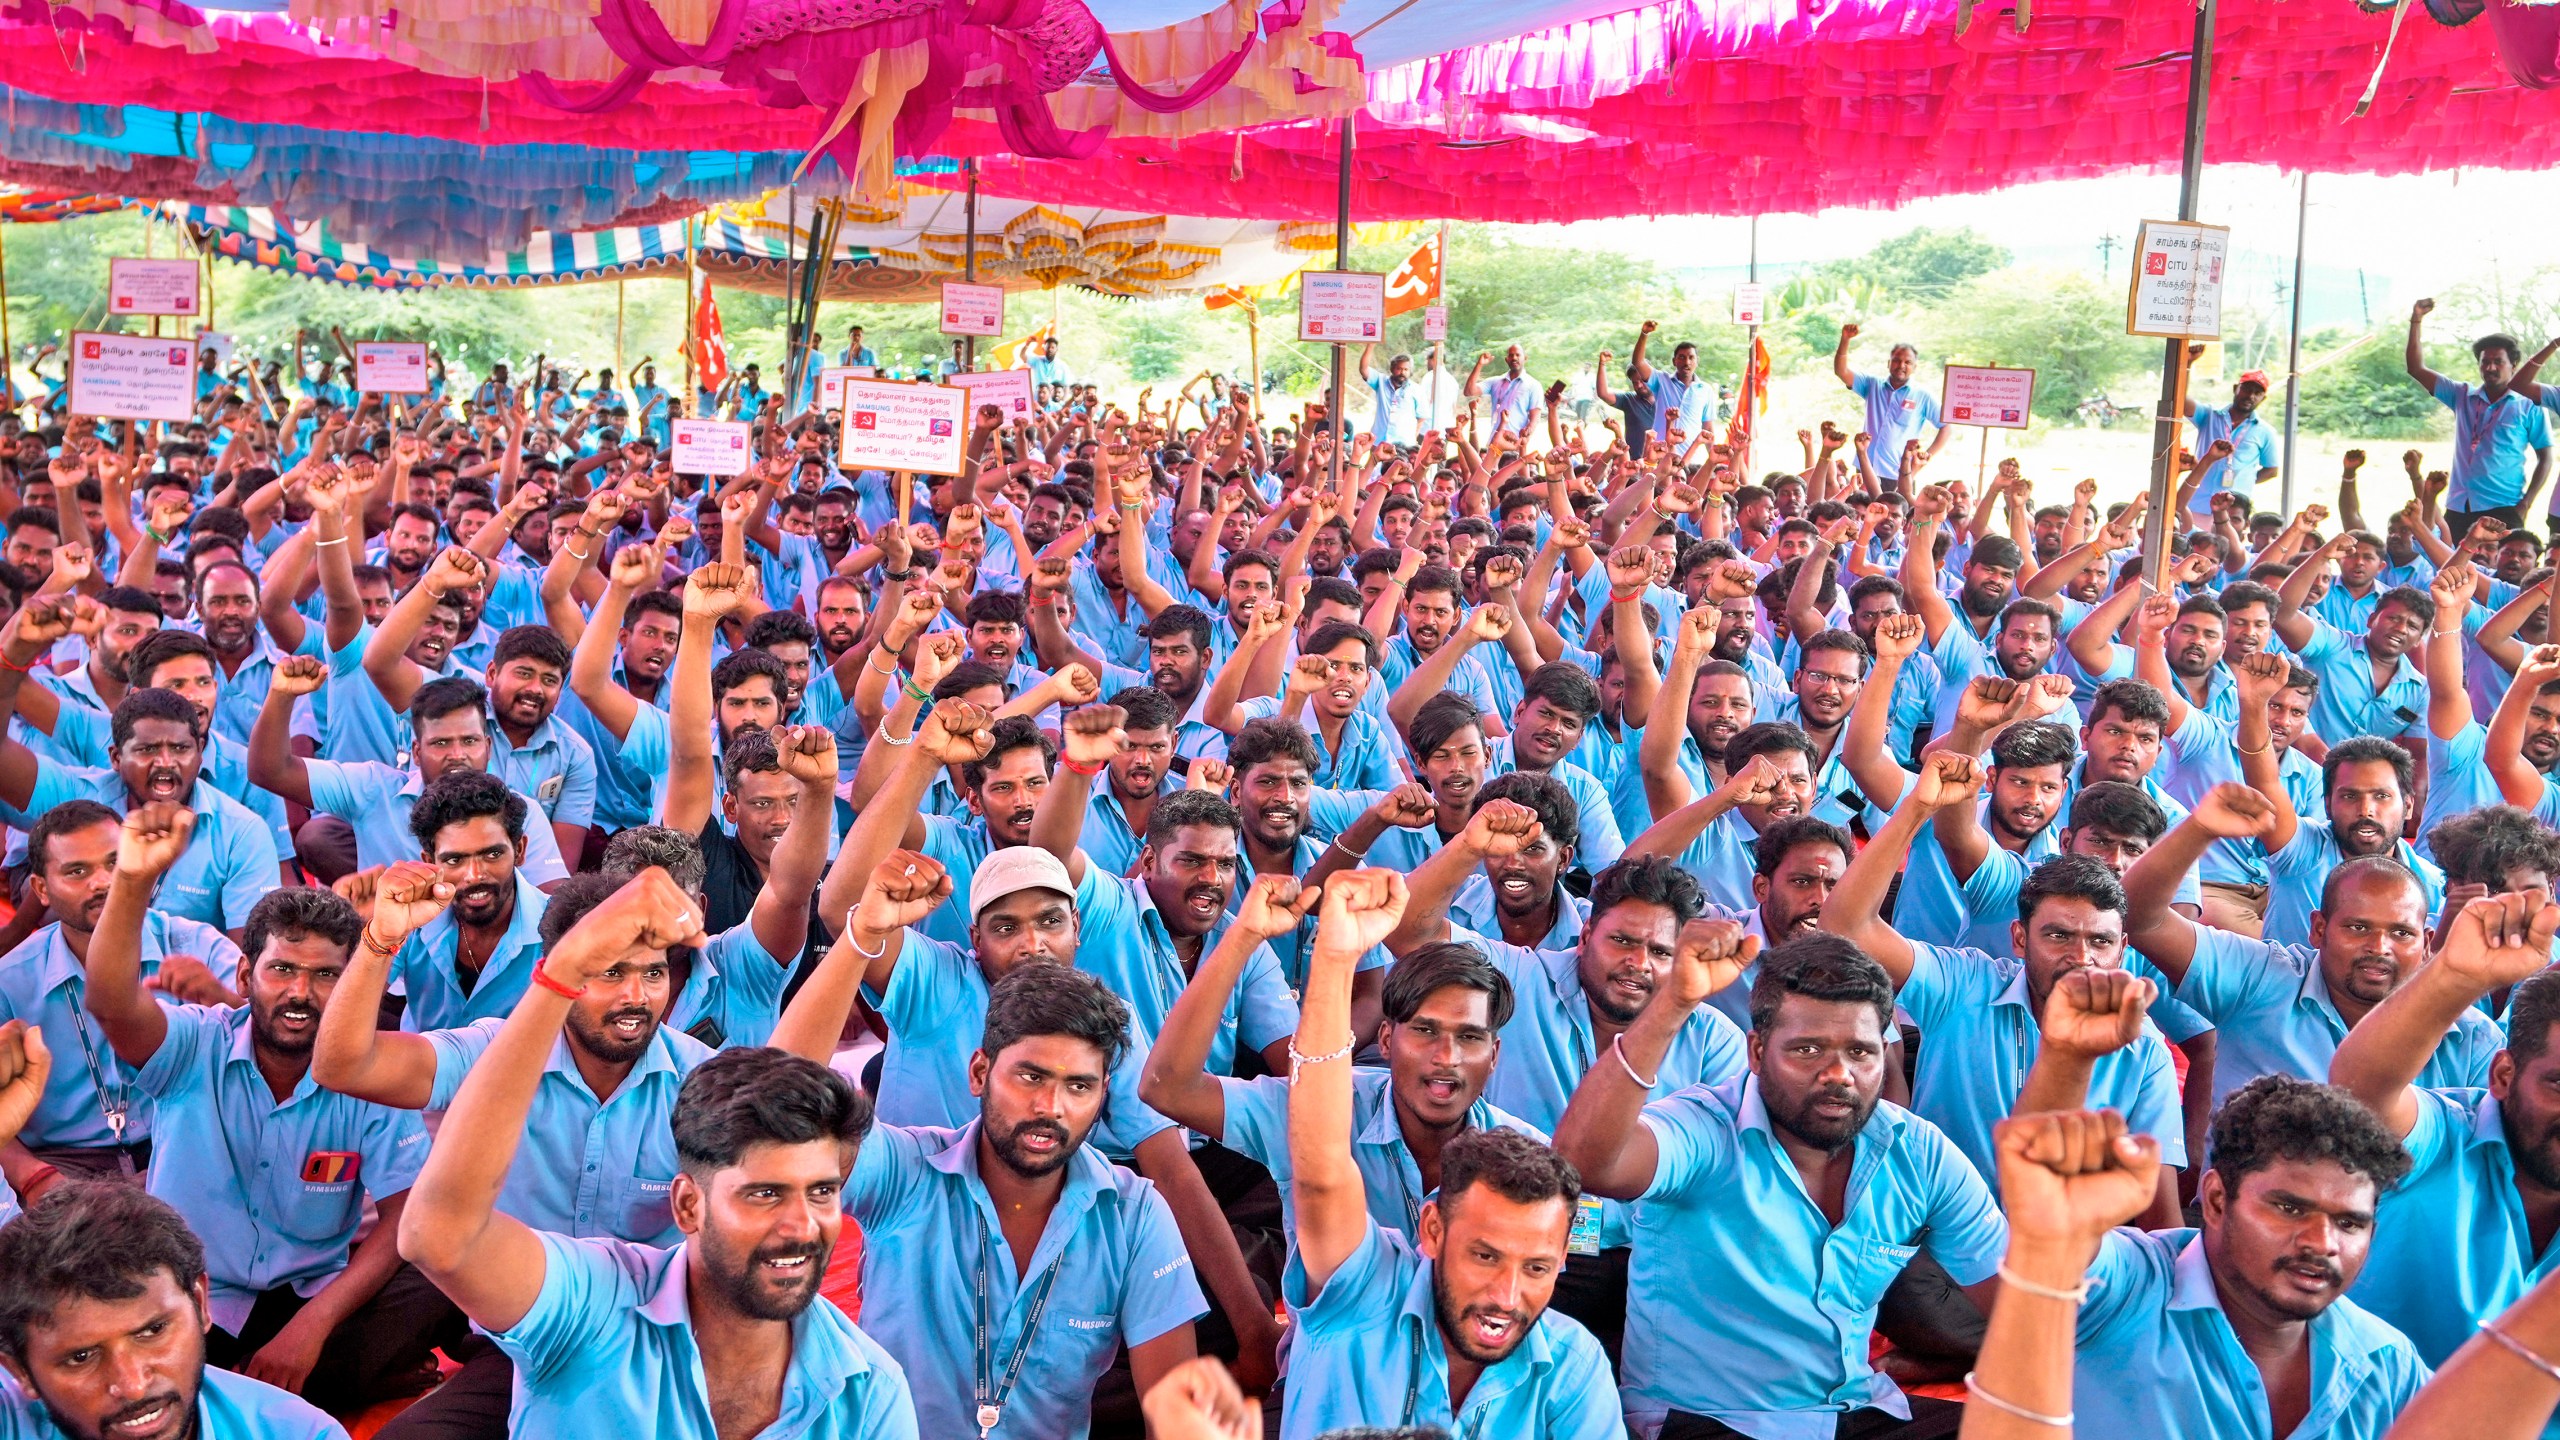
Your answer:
[2077,395,2127,428]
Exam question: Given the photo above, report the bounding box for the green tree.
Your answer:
[1926,266,2152,423]
[2297,325,2449,439]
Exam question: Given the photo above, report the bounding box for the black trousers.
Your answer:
[1546,1245,1630,1370]
[2447,505,2523,537]
[373,1340,512,1440]
[202,1263,468,1418]
[1660,1396,1965,1439]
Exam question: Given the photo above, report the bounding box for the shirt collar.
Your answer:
[2166,1230,2220,1313]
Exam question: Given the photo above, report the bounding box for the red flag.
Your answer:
[685,272,730,393]
[1382,233,1442,318]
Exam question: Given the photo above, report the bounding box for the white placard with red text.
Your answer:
[1940,365,2037,430]
[354,342,430,395]
[1299,271,1386,344]
[1422,305,1448,342]
[938,282,1006,338]
[817,366,877,412]
[106,258,202,317]
[67,332,197,421]
[1733,283,1768,326]
[671,419,754,476]
[950,368,1036,420]
[838,378,971,475]
[2126,220,2230,339]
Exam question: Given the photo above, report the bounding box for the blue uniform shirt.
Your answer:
[2159,708,2322,886]
[2434,378,2552,511]
[487,712,600,832]
[663,920,797,1051]
[1216,1066,1546,1241]
[2294,619,2427,749]
[2077,1226,2430,1440]
[492,1232,917,1440]
[425,1020,710,1243]
[135,1005,429,1332]
[4,769,276,932]
[0,1367,344,1440]
[390,875,551,1032]
[2263,824,2444,951]
[2171,927,2500,1113]
[0,916,239,1148]
[1072,867,1298,1065]
[1621,1076,2007,1440]
[2186,399,2281,508]
[847,1120,1204,1440]
[1851,373,1942,482]
[1278,1221,1619,1440]
[302,761,570,886]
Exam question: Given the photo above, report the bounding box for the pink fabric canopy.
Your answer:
[3,0,2557,225]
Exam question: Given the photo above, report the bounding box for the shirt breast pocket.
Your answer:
[1839,1239,1921,1307]
[267,1168,364,1244]
[616,1173,677,1243]
[1045,1310,1121,1380]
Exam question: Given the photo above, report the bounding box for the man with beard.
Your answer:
[1275,868,1619,1438]
[1376,566,1503,732]
[1406,627,1622,871]
[564,549,683,837]
[1196,718,1387,1002]
[395,877,917,1440]
[1625,722,1819,910]
[0,802,239,1192]
[1466,342,1544,439]
[1766,629,1877,830]
[467,627,596,868]
[1447,773,1586,953]
[371,503,440,597]
[1135,605,1236,764]
[2331,889,2560,1393]
[1080,686,1183,876]
[360,771,553,1033]
[191,561,295,750]
[2405,299,2551,533]
[30,583,159,722]
[0,679,278,942]
[2239,662,2444,946]
[1307,694,1488,876]
[812,488,859,571]
[1834,325,1948,489]
[1791,544,1938,767]
[1211,617,1401,793]
[251,666,571,887]
[828,957,1202,1439]
[1641,609,1775,827]
[85,806,459,1417]
[1556,931,2004,1439]
[604,568,787,813]
[829,704,1054,951]
[1691,815,1850,1033]
[1905,481,2049,709]
[2064,1070,2427,1439]
[2125,783,2498,1112]
[308,864,712,1440]
[0,1183,346,1440]
[2186,367,2282,514]
[1630,324,1713,440]
[2274,544,2432,748]
[1828,757,2187,1218]
[1390,828,1745,1363]
[2487,643,2560,829]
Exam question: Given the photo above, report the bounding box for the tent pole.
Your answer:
[616,280,627,381]
[2143,0,2216,592]
[1,225,15,414]
[683,219,697,405]
[1326,111,1352,502]
[963,159,980,373]
[2281,170,2308,515]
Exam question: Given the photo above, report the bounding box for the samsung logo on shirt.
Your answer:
[1151,1256,1194,1281]
[1066,1317,1113,1331]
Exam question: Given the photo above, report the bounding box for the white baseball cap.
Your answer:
[969,846,1076,920]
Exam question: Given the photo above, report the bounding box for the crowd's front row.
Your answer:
[14,729,2560,1439]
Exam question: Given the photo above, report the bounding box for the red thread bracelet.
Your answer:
[1610,588,1645,605]
[1064,757,1107,777]
[530,967,587,1000]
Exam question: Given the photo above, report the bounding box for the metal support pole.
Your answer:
[962,158,980,372]
[1326,112,1353,500]
[1,225,15,414]
[2143,0,2217,591]
[615,280,627,381]
[682,220,697,406]
[1743,213,1760,475]
[2281,170,2308,515]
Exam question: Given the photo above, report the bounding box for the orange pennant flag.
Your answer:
[1382,232,1442,318]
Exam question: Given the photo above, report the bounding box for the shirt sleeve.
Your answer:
[2125,1035,2190,1168]
[2173,927,2284,1025]
[844,1120,933,1227]
[1638,1090,1734,1204]
[514,801,569,887]
[548,741,599,830]
[424,1019,505,1111]
[358,1097,432,1199]
[131,1004,224,1098]
[1112,1182,1209,1347]
[2073,1228,2161,1341]
[1894,943,1982,1035]
[1232,944,1302,1055]
[214,810,282,930]
[490,1233,644,1384]
[302,759,381,821]
[1280,1217,1401,1336]
[1916,1129,2009,1285]
[621,703,670,777]
[1210,1074,1292,1169]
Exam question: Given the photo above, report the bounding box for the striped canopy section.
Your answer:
[169,203,699,289]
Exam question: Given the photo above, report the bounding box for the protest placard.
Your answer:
[2126,221,2230,339]
[939,282,1006,338]
[354,342,430,395]
[196,331,235,368]
[67,332,196,421]
[1422,305,1448,342]
[838,378,971,476]
[950,368,1036,420]
[1733,284,1768,326]
[107,259,202,317]
[1299,272,1386,343]
[1941,365,2037,429]
[671,419,755,476]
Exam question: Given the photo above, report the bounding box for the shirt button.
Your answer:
[586,1163,598,1172]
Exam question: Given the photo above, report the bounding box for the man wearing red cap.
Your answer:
[2186,361,2281,517]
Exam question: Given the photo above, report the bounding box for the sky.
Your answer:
[1528,162,2560,333]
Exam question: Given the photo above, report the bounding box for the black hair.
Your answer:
[2428,806,2560,891]
[242,885,364,967]
[1726,721,1819,774]
[1797,628,1870,673]
[1519,662,1602,721]
[1227,717,1322,778]
[671,1047,873,1178]
[1475,771,1579,857]
[981,962,1131,1072]
[1406,564,1464,603]
[626,589,686,626]
[1587,854,1705,931]
[2016,854,2127,931]
[1305,620,1380,668]
[110,687,204,752]
[409,769,528,851]
[1107,685,1178,735]
[1141,604,1215,653]
[2208,1074,2412,1194]
[1991,719,2077,772]
[936,661,1010,702]
[1145,787,1242,848]
[1305,576,1364,613]
[1381,941,1517,1030]
[599,824,710,895]
[966,590,1028,628]
[1749,932,1897,1034]
[0,1183,207,1365]
[412,675,492,733]
[3,505,58,539]
[27,799,121,876]
[2218,580,2281,617]
[744,610,819,651]
[2322,735,2413,801]
[2067,781,2168,843]
[1998,597,2062,634]
[2374,584,2437,630]
[1753,816,1854,879]
[961,715,1056,794]
[1222,547,1281,584]
[2177,593,2227,623]
[121,629,209,692]
[1971,535,2024,573]
[1439,1128,1580,1215]
[98,584,163,621]
[1409,693,1486,765]
[2087,678,2173,731]
[711,647,789,706]
[719,727,784,791]
[2508,971,2560,1069]
[1848,575,1906,609]
[2476,333,2526,365]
